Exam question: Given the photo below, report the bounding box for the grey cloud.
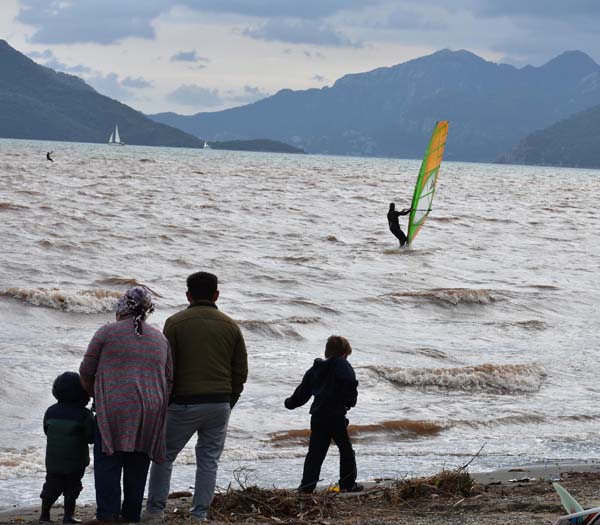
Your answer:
[27,49,53,59]
[302,50,326,59]
[27,49,92,74]
[227,85,270,104]
[171,50,209,63]
[16,0,382,45]
[381,7,447,30]
[244,19,361,47]
[167,84,223,107]
[312,74,326,82]
[47,60,92,74]
[176,0,382,19]
[474,0,600,18]
[121,76,153,88]
[17,0,167,44]
[352,0,600,67]
[86,72,134,101]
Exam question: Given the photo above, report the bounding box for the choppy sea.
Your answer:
[1,138,599,509]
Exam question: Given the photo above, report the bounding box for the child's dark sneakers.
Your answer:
[341,483,364,493]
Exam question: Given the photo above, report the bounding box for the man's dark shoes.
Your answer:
[341,483,364,493]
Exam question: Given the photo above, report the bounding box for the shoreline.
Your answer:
[2,462,600,524]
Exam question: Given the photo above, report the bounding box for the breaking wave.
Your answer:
[0,448,45,480]
[285,299,339,314]
[94,277,161,297]
[489,320,547,331]
[367,363,546,393]
[269,419,447,445]
[0,202,28,211]
[238,316,320,339]
[385,288,498,305]
[1,287,121,313]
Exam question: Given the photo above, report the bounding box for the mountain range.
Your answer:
[150,49,600,163]
[2,38,600,166]
[0,40,204,148]
[499,103,600,168]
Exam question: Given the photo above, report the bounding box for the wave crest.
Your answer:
[1,287,121,313]
[238,318,316,340]
[367,363,546,393]
[269,419,447,445]
[0,448,45,480]
[386,288,497,305]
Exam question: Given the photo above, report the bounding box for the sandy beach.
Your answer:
[2,463,600,524]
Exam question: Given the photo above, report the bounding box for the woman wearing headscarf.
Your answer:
[80,286,172,523]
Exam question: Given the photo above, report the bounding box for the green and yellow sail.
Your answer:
[407,121,449,245]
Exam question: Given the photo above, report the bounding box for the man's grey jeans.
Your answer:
[146,402,231,518]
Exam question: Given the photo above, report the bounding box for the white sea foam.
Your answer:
[0,448,45,480]
[385,288,498,305]
[1,287,120,313]
[175,445,306,465]
[368,363,547,393]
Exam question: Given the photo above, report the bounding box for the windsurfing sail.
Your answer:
[552,483,600,525]
[554,483,584,515]
[406,120,449,245]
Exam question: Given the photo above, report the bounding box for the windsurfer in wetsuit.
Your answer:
[387,202,411,247]
[46,151,54,162]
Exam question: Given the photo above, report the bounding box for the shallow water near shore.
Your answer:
[1,138,600,508]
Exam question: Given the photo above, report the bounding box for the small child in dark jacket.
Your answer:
[40,372,94,523]
[284,335,362,493]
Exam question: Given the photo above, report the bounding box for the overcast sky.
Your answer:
[2,0,599,115]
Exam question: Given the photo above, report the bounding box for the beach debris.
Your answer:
[383,469,477,502]
[207,468,478,523]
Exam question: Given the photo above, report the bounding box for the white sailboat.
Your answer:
[108,124,125,146]
[203,141,211,149]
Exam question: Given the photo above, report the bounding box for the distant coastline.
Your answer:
[207,139,305,154]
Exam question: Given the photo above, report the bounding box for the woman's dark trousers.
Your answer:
[93,427,150,521]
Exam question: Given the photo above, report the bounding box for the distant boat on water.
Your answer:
[108,124,125,146]
[203,141,211,149]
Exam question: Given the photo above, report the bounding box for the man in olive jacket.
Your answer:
[146,272,248,522]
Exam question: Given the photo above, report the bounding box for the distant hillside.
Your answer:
[499,104,600,168]
[0,40,203,148]
[209,139,304,154]
[150,49,600,162]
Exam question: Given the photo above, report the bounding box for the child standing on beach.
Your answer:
[40,372,94,523]
[284,335,362,493]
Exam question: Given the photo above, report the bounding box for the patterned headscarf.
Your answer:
[115,286,155,336]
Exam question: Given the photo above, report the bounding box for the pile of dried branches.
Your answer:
[382,469,477,504]
[205,468,478,523]
[211,486,339,522]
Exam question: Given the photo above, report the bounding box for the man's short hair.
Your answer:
[187,272,218,301]
[325,335,352,358]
